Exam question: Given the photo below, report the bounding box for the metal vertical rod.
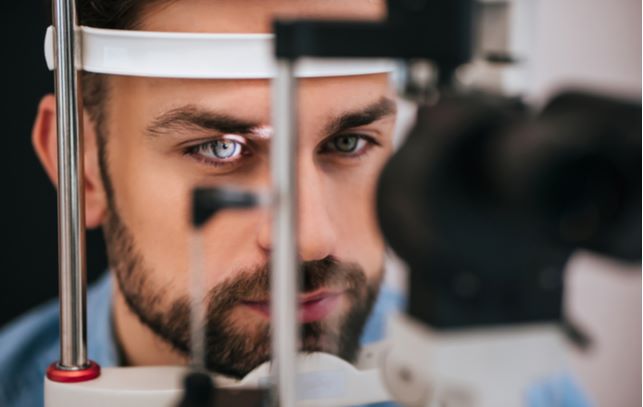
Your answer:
[270,60,299,407]
[53,0,88,369]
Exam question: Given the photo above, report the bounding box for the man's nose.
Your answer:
[257,163,337,261]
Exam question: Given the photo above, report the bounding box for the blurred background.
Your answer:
[1,0,640,406]
[1,1,106,327]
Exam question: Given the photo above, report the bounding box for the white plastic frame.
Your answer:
[44,26,395,79]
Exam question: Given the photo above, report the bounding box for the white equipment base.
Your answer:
[383,313,568,407]
[45,351,391,407]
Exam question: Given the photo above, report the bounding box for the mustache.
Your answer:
[206,256,367,308]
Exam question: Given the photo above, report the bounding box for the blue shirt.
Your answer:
[0,273,591,407]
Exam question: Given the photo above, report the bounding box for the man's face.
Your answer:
[100,0,396,378]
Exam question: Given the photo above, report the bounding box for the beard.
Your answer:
[103,203,381,379]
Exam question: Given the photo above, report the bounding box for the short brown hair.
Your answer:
[75,1,170,128]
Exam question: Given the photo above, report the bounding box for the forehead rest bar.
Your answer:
[44,26,395,79]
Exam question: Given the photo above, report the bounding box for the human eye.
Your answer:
[184,135,250,167]
[320,134,379,157]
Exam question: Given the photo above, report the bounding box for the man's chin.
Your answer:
[206,302,362,378]
[204,327,348,378]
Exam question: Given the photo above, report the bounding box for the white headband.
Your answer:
[44,26,395,79]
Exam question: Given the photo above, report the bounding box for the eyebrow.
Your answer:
[324,96,397,135]
[146,96,397,139]
[146,105,261,138]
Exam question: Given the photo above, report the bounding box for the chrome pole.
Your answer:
[270,60,299,407]
[53,0,88,369]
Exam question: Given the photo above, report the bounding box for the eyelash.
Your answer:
[184,134,379,168]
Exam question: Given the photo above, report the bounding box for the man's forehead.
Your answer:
[139,0,385,33]
[108,0,394,131]
[115,72,393,116]
[113,73,395,137]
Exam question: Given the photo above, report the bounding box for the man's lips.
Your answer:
[241,290,344,323]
